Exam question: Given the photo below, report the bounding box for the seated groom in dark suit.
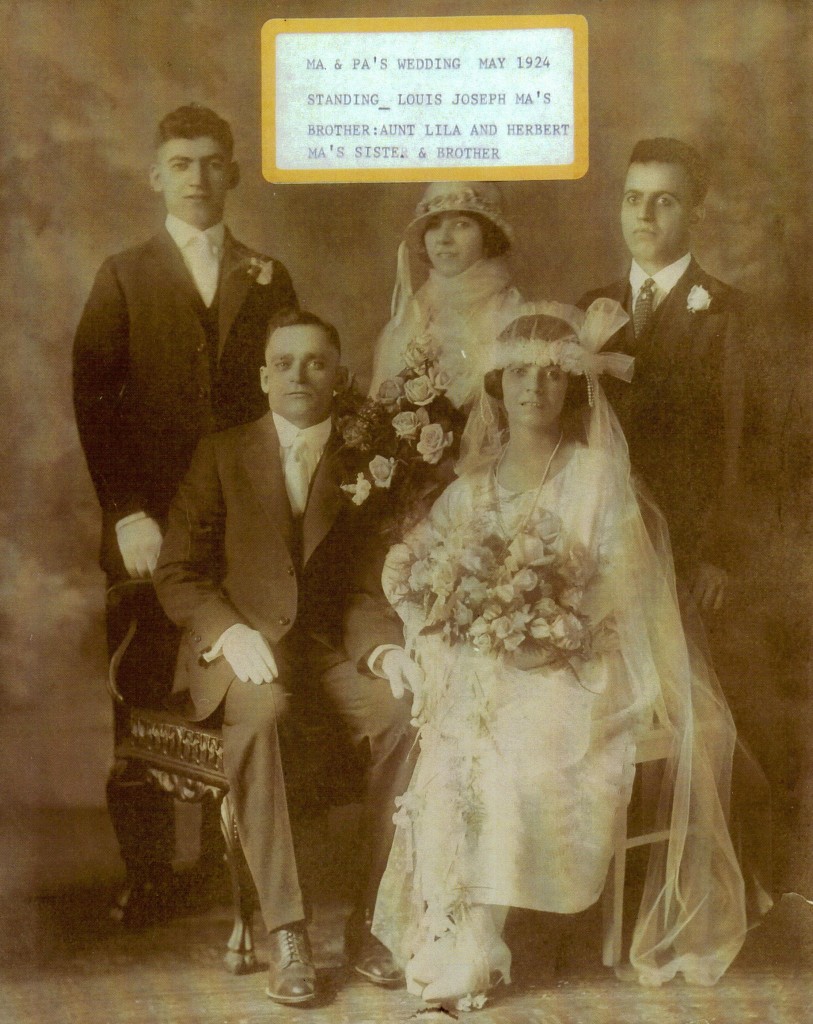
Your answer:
[73,104,299,923]
[579,137,746,613]
[154,309,420,1005]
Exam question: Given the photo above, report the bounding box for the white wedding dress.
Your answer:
[373,443,752,1005]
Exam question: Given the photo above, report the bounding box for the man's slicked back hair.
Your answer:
[629,137,709,205]
[267,308,341,355]
[156,104,234,158]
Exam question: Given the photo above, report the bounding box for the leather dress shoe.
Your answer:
[346,911,403,987]
[266,923,316,1005]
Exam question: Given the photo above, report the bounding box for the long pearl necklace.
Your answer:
[492,432,563,543]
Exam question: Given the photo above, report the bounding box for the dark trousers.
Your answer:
[106,585,177,877]
[206,638,416,933]
[106,583,222,879]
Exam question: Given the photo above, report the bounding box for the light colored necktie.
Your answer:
[633,277,656,338]
[186,235,219,307]
[284,435,311,516]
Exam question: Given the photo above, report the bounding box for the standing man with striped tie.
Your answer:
[73,105,298,926]
[579,137,747,614]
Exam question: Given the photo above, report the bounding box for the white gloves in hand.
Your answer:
[221,624,278,685]
[116,515,163,578]
[381,648,425,719]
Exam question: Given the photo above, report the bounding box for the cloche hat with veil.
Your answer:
[369,181,522,405]
[388,181,514,332]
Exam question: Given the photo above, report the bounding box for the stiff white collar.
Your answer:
[272,412,332,452]
[165,214,225,256]
[629,253,691,301]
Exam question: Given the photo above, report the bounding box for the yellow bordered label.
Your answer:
[262,15,588,183]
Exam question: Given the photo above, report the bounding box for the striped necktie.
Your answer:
[633,278,656,338]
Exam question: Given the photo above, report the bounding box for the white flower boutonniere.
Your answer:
[340,472,372,506]
[248,256,275,286]
[686,284,712,313]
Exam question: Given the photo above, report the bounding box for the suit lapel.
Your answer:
[648,258,705,360]
[241,417,344,567]
[151,229,208,315]
[302,434,343,566]
[218,231,253,357]
[241,413,295,553]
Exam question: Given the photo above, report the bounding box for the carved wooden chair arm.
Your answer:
[106,578,154,706]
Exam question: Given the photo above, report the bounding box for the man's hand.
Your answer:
[222,624,278,685]
[381,648,425,718]
[693,561,729,613]
[117,516,163,578]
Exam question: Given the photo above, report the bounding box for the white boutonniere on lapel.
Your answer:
[340,472,372,506]
[686,284,712,313]
[247,256,275,286]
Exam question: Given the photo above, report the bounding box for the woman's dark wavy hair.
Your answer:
[483,313,590,440]
[418,211,510,263]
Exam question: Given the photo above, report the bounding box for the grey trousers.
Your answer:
[214,643,416,933]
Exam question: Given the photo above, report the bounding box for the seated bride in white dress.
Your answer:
[371,299,754,1010]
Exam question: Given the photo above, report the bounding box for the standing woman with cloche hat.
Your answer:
[369,182,523,410]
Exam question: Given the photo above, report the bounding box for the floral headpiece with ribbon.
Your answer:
[456,297,632,476]
[490,298,633,406]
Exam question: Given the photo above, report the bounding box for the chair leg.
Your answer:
[106,758,176,927]
[220,792,258,975]
[602,805,628,968]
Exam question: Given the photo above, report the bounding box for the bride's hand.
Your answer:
[382,647,424,694]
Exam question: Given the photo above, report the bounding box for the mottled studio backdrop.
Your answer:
[2,0,811,893]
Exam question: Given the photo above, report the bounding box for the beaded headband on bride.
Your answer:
[490,299,634,405]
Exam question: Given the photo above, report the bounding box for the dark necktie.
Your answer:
[633,278,656,338]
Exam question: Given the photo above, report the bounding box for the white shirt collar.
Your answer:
[165,214,226,255]
[629,252,692,298]
[272,412,333,451]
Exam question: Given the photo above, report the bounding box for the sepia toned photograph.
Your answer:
[1,2,811,1022]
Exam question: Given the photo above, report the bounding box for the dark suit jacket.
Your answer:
[579,258,746,577]
[153,412,405,720]
[73,227,297,578]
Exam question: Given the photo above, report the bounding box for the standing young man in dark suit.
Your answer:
[580,138,745,612]
[73,105,298,922]
[155,310,420,1004]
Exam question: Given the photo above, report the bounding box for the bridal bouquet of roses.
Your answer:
[335,333,463,534]
[401,506,602,665]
